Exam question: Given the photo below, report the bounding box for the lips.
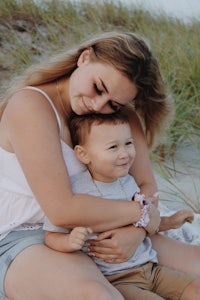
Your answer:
[118,162,129,168]
[81,97,94,113]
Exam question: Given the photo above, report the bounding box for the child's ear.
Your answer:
[74,145,90,164]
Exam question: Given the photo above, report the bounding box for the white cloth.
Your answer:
[0,87,86,241]
[159,202,200,245]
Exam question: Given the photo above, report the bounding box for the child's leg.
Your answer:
[106,265,165,300]
[151,233,200,276]
[180,279,200,300]
[114,284,164,300]
[152,263,198,300]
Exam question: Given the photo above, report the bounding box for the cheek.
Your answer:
[130,149,136,162]
[92,153,115,168]
[70,68,86,93]
[68,71,78,100]
[74,67,94,93]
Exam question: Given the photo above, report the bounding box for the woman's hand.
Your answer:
[86,225,146,263]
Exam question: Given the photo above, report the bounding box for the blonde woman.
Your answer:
[0,31,196,300]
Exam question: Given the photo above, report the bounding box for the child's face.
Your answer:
[78,122,136,182]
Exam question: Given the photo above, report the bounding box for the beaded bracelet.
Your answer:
[132,192,151,228]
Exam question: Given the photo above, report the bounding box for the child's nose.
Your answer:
[119,148,129,159]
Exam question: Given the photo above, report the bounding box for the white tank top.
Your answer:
[0,87,86,241]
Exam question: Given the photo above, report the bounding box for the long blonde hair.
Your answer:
[0,31,172,147]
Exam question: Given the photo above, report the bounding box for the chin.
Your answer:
[118,172,128,178]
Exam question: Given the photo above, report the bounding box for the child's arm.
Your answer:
[159,210,194,232]
[45,227,92,253]
[146,193,194,232]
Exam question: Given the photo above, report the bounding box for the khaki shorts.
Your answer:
[106,262,196,300]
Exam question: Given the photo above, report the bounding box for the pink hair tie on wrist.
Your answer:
[132,192,151,228]
[132,192,148,206]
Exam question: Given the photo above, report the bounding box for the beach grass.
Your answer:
[0,0,199,155]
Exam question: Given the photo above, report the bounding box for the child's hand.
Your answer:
[69,227,92,251]
[168,209,194,229]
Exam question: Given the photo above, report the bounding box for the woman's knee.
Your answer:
[81,281,124,300]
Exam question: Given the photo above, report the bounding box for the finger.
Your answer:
[87,238,114,248]
[74,227,92,235]
[71,228,91,240]
[70,241,83,250]
[91,253,124,264]
[71,227,86,237]
[69,239,84,249]
[95,230,113,240]
[87,244,114,255]
[86,227,93,234]
[104,256,118,264]
[87,239,122,255]
[88,238,111,245]
[186,216,194,223]
[71,233,90,247]
[71,233,87,242]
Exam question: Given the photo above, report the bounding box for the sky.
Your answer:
[123,0,200,23]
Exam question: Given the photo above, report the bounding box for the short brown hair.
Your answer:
[68,111,130,147]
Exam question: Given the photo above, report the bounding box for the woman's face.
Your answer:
[68,50,138,115]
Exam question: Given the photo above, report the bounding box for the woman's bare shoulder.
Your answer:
[1,88,60,152]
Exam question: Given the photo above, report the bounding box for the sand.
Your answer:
[154,141,200,245]
[154,141,200,211]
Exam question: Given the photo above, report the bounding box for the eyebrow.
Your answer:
[100,78,126,107]
[100,78,108,93]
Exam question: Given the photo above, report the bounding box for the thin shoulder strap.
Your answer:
[24,86,62,132]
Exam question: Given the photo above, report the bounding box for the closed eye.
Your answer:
[94,84,103,95]
[108,100,121,112]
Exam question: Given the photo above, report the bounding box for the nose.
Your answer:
[119,147,129,159]
[90,96,108,112]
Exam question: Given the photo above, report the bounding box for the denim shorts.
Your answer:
[0,229,44,298]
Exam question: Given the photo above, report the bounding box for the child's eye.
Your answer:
[109,145,117,150]
[108,100,121,112]
[126,141,133,146]
[94,84,102,95]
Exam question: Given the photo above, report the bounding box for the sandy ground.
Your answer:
[154,141,200,212]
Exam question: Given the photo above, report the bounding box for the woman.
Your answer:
[0,31,195,300]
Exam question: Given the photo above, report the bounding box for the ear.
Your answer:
[77,49,91,67]
[74,145,90,164]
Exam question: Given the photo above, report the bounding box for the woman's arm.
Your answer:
[4,90,143,232]
[126,108,158,197]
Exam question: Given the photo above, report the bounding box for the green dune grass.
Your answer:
[0,0,199,155]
